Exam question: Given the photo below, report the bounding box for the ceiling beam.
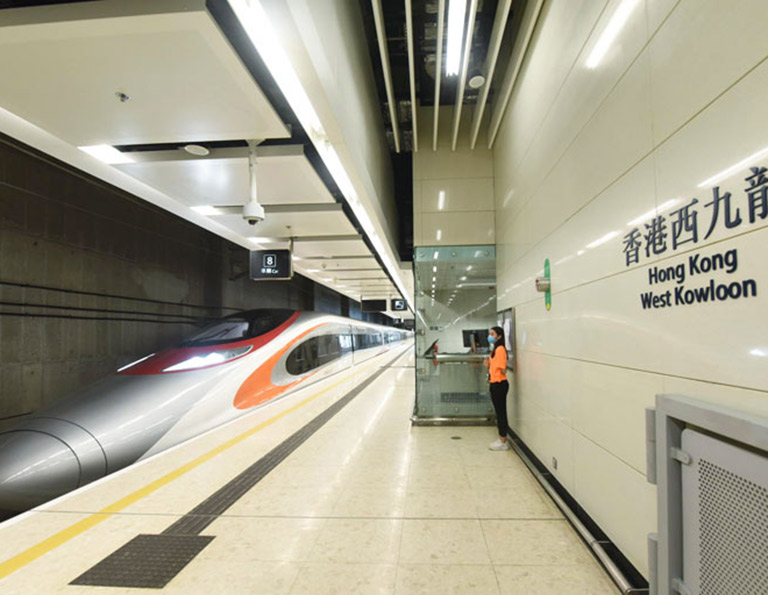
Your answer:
[405,0,418,151]
[487,0,545,148]
[296,255,376,260]
[257,234,362,243]
[469,0,512,149]
[433,0,445,151]
[119,144,304,163]
[206,203,342,215]
[370,0,401,153]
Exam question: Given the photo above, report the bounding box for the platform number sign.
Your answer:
[250,249,293,281]
[391,299,407,311]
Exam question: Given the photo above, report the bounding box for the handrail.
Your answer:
[425,353,488,363]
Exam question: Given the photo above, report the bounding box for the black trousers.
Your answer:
[490,380,509,437]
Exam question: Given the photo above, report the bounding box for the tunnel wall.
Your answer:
[493,0,768,576]
[0,134,350,430]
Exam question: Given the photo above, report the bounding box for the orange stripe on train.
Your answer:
[233,323,326,409]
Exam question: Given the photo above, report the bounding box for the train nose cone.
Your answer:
[0,431,80,512]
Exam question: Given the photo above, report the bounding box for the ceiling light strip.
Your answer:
[433,0,446,151]
[487,0,545,149]
[468,0,511,149]
[451,0,478,151]
[227,0,412,310]
[370,0,401,153]
[446,0,468,76]
[405,0,418,152]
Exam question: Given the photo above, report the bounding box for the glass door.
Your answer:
[413,245,497,423]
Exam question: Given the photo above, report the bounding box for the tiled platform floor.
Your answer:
[0,349,617,594]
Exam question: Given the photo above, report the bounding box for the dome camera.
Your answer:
[243,202,265,226]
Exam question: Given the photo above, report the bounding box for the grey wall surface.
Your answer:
[0,134,346,430]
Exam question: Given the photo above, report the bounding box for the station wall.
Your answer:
[413,106,495,247]
[0,135,349,430]
[493,0,768,577]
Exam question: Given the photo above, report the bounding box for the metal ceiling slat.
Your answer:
[370,0,401,153]
[433,0,445,151]
[405,0,418,152]
[469,0,512,149]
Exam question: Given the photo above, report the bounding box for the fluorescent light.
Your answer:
[432,266,437,272]
[466,265,473,271]
[249,236,278,243]
[577,250,586,256]
[585,0,641,69]
[433,251,439,260]
[79,145,133,164]
[460,276,467,281]
[438,190,446,210]
[446,0,468,75]
[698,145,768,188]
[627,199,680,226]
[191,206,223,216]
[750,348,767,357]
[436,229,442,241]
[586,230,619,249]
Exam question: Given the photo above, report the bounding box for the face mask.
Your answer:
[487,335,495,344]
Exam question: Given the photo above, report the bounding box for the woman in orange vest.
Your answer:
[485,326,510,451]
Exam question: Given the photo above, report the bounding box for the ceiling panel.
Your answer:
[332,270,390,280]
[216,212,357,239]
[292,240,371,258]
[0,2,289,145]
[116,155,335,208]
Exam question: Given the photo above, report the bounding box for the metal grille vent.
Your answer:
[697,458,768,594]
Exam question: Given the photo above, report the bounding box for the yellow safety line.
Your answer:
[0,356,390,580]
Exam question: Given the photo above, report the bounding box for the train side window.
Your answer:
[287,335,344,375]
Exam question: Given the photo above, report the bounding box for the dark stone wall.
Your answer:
[0,134,339,430]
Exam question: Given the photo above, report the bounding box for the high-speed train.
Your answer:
[0,309,412,512]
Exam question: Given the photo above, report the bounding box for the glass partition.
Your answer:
[413,246,497,423]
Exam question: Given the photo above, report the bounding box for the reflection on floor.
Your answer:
[0,350,617,594]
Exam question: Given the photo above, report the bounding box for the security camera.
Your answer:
[243,202,265,226]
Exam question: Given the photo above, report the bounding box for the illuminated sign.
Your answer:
[391,299,407,311]
[249,249,293,281]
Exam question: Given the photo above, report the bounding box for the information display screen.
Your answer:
[362,299,387,312]
[249,249,293,281]
[391,299,407,311]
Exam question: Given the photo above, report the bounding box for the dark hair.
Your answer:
[490,326,505,357]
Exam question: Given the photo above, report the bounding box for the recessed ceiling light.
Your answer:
[468,74,485,89]
[184,144,210,156]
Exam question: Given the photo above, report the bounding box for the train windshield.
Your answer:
[184,309,295,347]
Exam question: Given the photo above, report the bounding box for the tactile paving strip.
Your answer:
[70,359,398,588]
[70,534,214,589]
